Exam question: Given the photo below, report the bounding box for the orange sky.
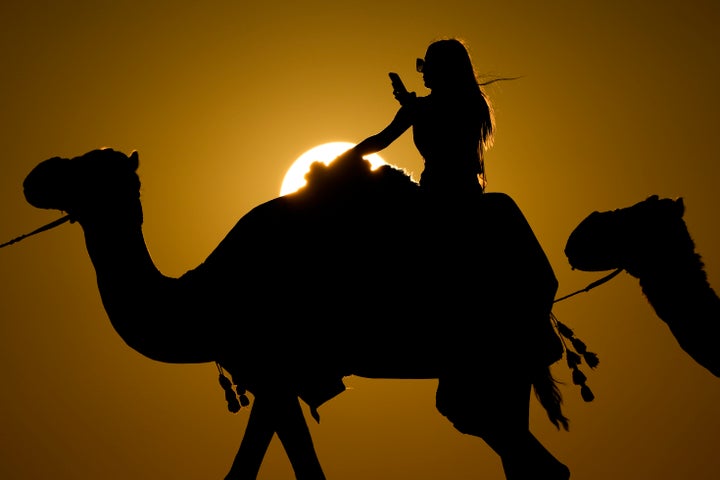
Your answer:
[1,1,719,479]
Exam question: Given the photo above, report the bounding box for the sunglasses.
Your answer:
[416,58,425,73]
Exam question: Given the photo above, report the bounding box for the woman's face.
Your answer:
[422,69,433,89]
[419,50,437,90]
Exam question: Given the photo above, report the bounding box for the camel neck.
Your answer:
[75,206,177,353]
[76,204,216,365]
[80,210,161,289]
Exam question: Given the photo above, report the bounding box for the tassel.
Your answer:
[570,337,587,354]
[556,321,575,339]
[216,362,243,413]
[571,367,587,385]
[580,384,595,402]
[583,351,600,368]
[550,312,599,403]
[566,351,582,369]
[236,384,251,407]
[219,373,241,413]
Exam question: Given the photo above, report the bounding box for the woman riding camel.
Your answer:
[340,38,571,480]
[342,37,494,199]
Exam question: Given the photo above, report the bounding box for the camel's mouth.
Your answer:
[564,212,619,272]
[23,156,72,211]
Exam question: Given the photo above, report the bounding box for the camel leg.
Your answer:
[271,393,326,480]
[225,401,275,480]
[225,392,326,480]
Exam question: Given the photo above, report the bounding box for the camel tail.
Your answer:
[532,365,569,431]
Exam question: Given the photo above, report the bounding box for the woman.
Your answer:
[344,38,571,480]
[345,37,495,198]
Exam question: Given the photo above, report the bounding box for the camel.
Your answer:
[22,147,573,479]
[564,194,720,378]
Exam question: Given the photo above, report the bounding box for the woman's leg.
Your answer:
[436,372,569,480]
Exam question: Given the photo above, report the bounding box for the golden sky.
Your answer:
[1,1,719,479]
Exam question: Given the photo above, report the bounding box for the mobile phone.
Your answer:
[388,72,408,95]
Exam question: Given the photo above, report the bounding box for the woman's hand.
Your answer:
[393,89,417,106]
[334,147,360,164]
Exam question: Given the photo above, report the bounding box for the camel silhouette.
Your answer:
[22,147,572,479]
[565,194,720,378]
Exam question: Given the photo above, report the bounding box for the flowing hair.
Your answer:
[424,38,496,154]
[423,38,521,189]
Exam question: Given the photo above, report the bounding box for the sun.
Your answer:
[280,141,387,196]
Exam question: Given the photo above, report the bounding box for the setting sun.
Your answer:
[280,141,387,196]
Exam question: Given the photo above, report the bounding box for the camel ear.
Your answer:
[129,150,139,170]
[675,196,685,215]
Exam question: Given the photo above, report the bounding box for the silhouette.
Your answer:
[344,38,496,197]
[565,194,720,377]
[23,147,571,479]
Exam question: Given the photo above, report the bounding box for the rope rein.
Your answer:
[548,268,623,404]
[553,268,623,303]
[0,215,72,249]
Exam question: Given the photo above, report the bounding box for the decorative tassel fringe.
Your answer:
[216,362,250,413]
[550,312,599,402]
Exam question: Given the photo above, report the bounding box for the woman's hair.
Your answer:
[424,38,495,154]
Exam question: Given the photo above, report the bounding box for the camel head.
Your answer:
[24,148,141,223]
[564,195,687,276]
